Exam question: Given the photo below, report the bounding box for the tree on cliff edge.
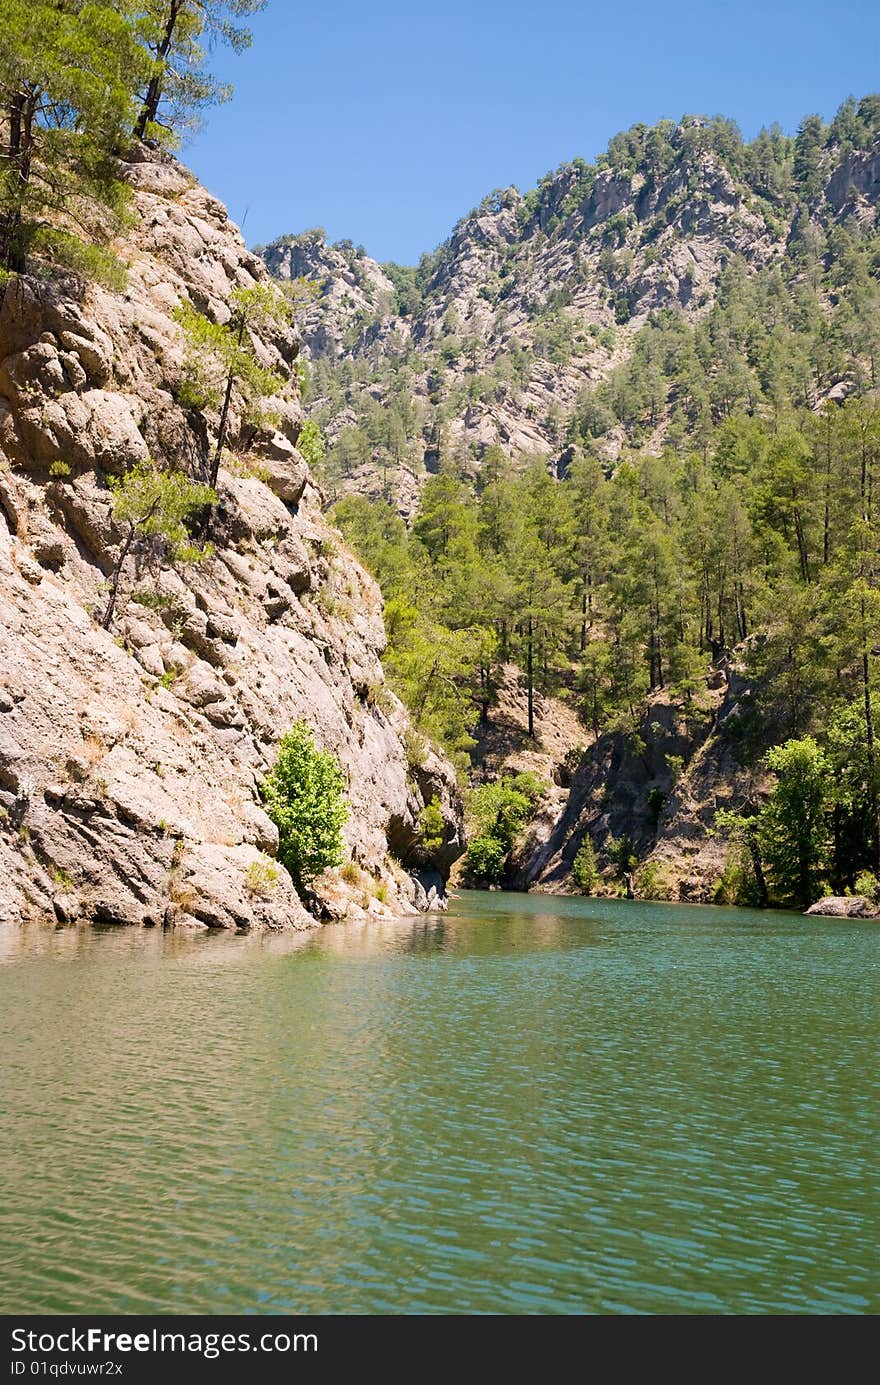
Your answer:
[133,0,267,143]
[0,1,148,275]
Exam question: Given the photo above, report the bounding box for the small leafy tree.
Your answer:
[175,284,291,494]
[572,837,599,893]
[463,772,545,884]
[760,738,831,908]
[606,833,638,879]
[278,274,320,325]
[297,419,325,472]
[102,460,215,628]
[854,870,879,902]
[261,723,349,889]
[714,809,769,907]
[417,796,445,856]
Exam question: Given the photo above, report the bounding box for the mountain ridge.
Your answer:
[261,101,880,510]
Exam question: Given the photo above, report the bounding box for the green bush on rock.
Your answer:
[853,870,879,902]
[261,723,349,889]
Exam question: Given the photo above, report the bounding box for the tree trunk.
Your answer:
[793,506,811,583]
[831,802,844,896]
[102,521,137,630]
[526,617,534,739]
[203,313,248,533]
[822,413,832,566]
[862,629,880,876]
[1,85,37,274]
[209,370,235,491]
[479,665,490,725]
[134,1,182,140]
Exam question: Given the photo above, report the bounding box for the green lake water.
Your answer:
[0,892,877,1315]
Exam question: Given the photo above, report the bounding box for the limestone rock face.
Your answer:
[0,149,463,931]
[261,231,396,362]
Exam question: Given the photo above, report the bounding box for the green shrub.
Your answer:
[261,723,349,888]
[635,861,673,900]
[607,834,637,878]
[572,838,599,893]
[403,726,428,770]
[418,796,445,855]
[244,858,279,898]
[713,844,765,907]
[463,833,508,883]
[854,870,879,901]
[298,419,325,470]
[463,773,546,883]
[30,228,127,290]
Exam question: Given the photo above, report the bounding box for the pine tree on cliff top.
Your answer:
[0,0,149,275]
[133,0,267,143]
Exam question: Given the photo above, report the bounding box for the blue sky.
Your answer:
[185,0,880,265]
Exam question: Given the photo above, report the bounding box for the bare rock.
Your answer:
[261,436,309,505]
[135,644,165,678]
[170,843,311,931]
[0,146,464,932]
[805,896,878,919]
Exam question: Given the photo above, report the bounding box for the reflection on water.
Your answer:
[0,893,877,1314]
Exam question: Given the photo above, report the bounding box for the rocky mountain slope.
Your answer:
[255,104,880,905]
[261,229,396,361]
[460,654,764,904]
[0,147,463,931]
[262,112,880,509]
[514,656,764,901]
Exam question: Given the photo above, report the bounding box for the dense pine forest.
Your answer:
[266,100,880,910]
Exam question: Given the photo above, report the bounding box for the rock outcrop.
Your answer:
[501,650,771,903]
[0,148,463,931]
[806,896,879,919]
[260,230,396,361]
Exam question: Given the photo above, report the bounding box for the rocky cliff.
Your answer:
[0,147,464,931]
[513,658,765,903]
[461,652,765,905]
[260,229,396,362]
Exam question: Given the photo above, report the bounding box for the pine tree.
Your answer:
[133,0,266,144]
[102,460,215,628]
[0,1,149,275]
[175,284,291,493]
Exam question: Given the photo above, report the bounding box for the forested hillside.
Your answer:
[263,100,880,910]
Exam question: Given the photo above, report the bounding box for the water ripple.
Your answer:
[0,894,877,1314]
